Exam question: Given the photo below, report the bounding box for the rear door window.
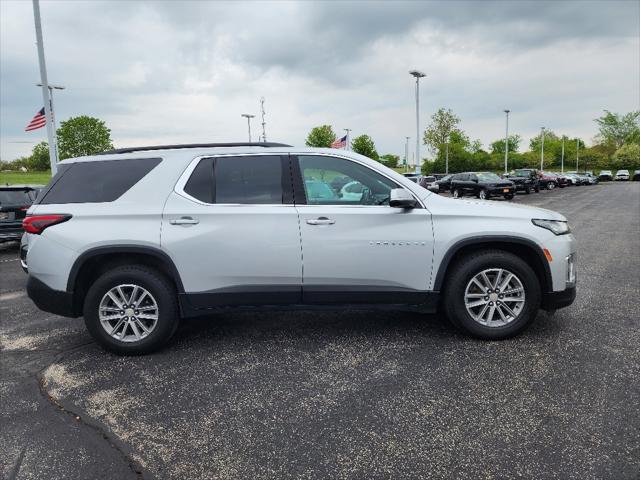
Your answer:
[214,156,284,204]
[37,157,161,204]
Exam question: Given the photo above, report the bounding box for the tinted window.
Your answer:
[214,155,283,204]
[0,190,33,206]
[38,158,161,204]
[298,155,399,206]
[184,158,214,203]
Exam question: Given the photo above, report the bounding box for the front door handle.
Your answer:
[306,217,335,226]
[170,216,199,225]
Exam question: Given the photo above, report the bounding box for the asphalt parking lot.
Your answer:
[1,182,639,480]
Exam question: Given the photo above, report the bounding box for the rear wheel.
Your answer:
[83,265,179,355]
[534,185,540,193]
[443,250,541,339]
[525,186,531,194]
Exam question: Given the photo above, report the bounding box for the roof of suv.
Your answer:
[96,142,292,155]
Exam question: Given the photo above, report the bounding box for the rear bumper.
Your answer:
[541,286,576,311]
[26,275,79,318]
[0,225,23,242]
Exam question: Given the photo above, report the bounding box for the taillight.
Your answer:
[22,214,71,234]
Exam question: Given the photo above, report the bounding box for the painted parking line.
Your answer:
[0,290,26,301]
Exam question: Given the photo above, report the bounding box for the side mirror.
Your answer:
[390,188,417,209]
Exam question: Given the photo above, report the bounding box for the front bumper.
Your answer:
[26,275,79,318]
[488,186,515,195]
[541,286,576,311]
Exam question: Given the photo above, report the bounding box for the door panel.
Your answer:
[161,155,302,307]
[293,155,434,303]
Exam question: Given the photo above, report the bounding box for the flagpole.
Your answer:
[32,0,57,174]
[344,128,351,150]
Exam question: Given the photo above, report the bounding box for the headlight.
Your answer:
[532,219,571,235]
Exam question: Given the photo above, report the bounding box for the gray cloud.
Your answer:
[1,0,638,160]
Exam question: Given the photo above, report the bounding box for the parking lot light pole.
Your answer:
[344,128,351,150]
[561,136,565,174]
[540,126,545,171]
[241,114,255,142]
[504,110,510,174]
[445,138,449,174]
[36,83,64,165]
[409,70,426,174]
[576,138,580,171]
[404,136,409,172]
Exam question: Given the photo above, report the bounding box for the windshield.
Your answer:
[0,190,33,205]
[476,172,501,182]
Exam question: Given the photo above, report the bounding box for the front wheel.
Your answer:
[478,189,489,200]
[443,250,541,339]
[452,188,463,199]
[547,182,556,190]
[525,187,531,194]
[83,265,179,355]
[534,185,540,193]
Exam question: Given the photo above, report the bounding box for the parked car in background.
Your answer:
[538,171,564,190]
[598,170,613,181]
[0,185,41,243]
[547,173,570,188]
[418,175,439,192]
[632,170,640,181]
[450,172,515,200]
[507,169,540,194]
[564,173,586,186]
[435,174,453,193]
[583,173,599,185]
[615,170,630,181]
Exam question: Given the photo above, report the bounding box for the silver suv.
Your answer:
[22,143,577,354]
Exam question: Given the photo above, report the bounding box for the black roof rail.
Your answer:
[96,142,292,155]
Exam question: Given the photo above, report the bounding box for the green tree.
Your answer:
[470,139,483,153]
[595,110,640,149]
[57,116,113,159]
[305,125,336,148]
[28,141,51,171]
[490,134,522,154]
[423,108,462,156]
[351,134,379,160]
[379,154,399,168]
[612,143,640,170]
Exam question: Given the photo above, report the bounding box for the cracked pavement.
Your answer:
[1,182,639,479]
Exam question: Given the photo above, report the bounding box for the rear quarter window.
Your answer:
[37,157,161,204]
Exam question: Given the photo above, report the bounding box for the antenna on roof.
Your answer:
[260,97,267,142]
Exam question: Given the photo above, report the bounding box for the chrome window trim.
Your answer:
[174,152,425,209]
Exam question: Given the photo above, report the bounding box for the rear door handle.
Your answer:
[306,217,335,225]
[169,216,199,225]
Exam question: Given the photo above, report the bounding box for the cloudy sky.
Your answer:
[1,0,638,161]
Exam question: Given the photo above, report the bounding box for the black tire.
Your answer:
[525,186,531,194]
[442,250,541,339]
[504,193,514,200]
[534,185,540,193]
[452,188,463,199]
[83,265,179,355]
[477,188,489,200]
[547,182,556,190]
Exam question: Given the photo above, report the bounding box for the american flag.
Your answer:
[331,135,347,149]
[25,107,46,131]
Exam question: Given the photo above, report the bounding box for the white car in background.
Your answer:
[615,169,630,181]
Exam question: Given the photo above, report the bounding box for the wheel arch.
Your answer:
[433,236,552,293]
[67,246,184,315]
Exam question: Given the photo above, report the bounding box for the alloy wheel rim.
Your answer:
[99,284,158,343]
[453,190,460,198]
[464,268,526,327]
[479,190,486,199]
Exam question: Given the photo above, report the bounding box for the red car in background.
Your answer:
[539,172,569,189]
